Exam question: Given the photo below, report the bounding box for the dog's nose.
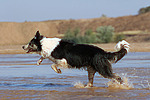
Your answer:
[22,46,25,49]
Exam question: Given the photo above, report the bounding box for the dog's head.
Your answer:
[22,31,44,53]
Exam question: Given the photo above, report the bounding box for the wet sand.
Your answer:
[0,53,150,99]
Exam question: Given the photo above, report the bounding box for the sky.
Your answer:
[0,0,150,22]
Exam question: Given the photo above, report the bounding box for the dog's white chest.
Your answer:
[40,38,61,58]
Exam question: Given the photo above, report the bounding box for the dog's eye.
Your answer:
[29,43,34,47]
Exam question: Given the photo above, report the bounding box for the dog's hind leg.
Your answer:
[51,59,68,74]
[86,66,96,87]
[51,64,62,74]
[94,57,123,84]
[57,58,68,69]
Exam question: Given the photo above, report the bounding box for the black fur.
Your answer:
[51,39,127,83]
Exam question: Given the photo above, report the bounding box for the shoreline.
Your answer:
[0,42,150,54]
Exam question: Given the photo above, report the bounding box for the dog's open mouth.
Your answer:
[26,49,33,53]
[22,45,34,53]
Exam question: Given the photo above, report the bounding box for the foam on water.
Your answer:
[107,74,133,89]
[73,81,85,88]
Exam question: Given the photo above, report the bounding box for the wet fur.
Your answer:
[22,31,130,87]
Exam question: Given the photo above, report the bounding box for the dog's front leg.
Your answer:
[37,57,45,66]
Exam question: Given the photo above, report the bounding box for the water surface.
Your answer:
[0,52,150,99]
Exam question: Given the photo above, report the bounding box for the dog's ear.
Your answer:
[35,31,42,40]
[35,31,40,37]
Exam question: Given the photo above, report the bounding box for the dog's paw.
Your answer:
[57,69,62,74]
[51,65,62,74]
[37,61,41,66]
[85,83,93,88]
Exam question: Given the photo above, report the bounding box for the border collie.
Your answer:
[22,31,130,87]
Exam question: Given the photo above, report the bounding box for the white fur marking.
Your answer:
[115,40,130,52]
[40,37,61,58]
[56,58,68,69]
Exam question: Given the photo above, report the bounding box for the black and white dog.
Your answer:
[22,31,130,87]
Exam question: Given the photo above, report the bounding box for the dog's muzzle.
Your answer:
[22,45,31,53]
[22,45,28,50]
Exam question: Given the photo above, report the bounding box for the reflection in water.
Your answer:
[0,53,150,99]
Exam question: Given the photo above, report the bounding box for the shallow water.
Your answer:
[0,52,150,100]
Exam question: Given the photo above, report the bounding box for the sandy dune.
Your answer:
[0,13,150,53]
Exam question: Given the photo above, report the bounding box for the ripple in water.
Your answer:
[138,80,150,90]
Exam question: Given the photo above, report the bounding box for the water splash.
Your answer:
[107,74,133,89]
[73,81,85,88]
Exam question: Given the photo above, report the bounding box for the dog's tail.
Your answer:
[107,40,130,63]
